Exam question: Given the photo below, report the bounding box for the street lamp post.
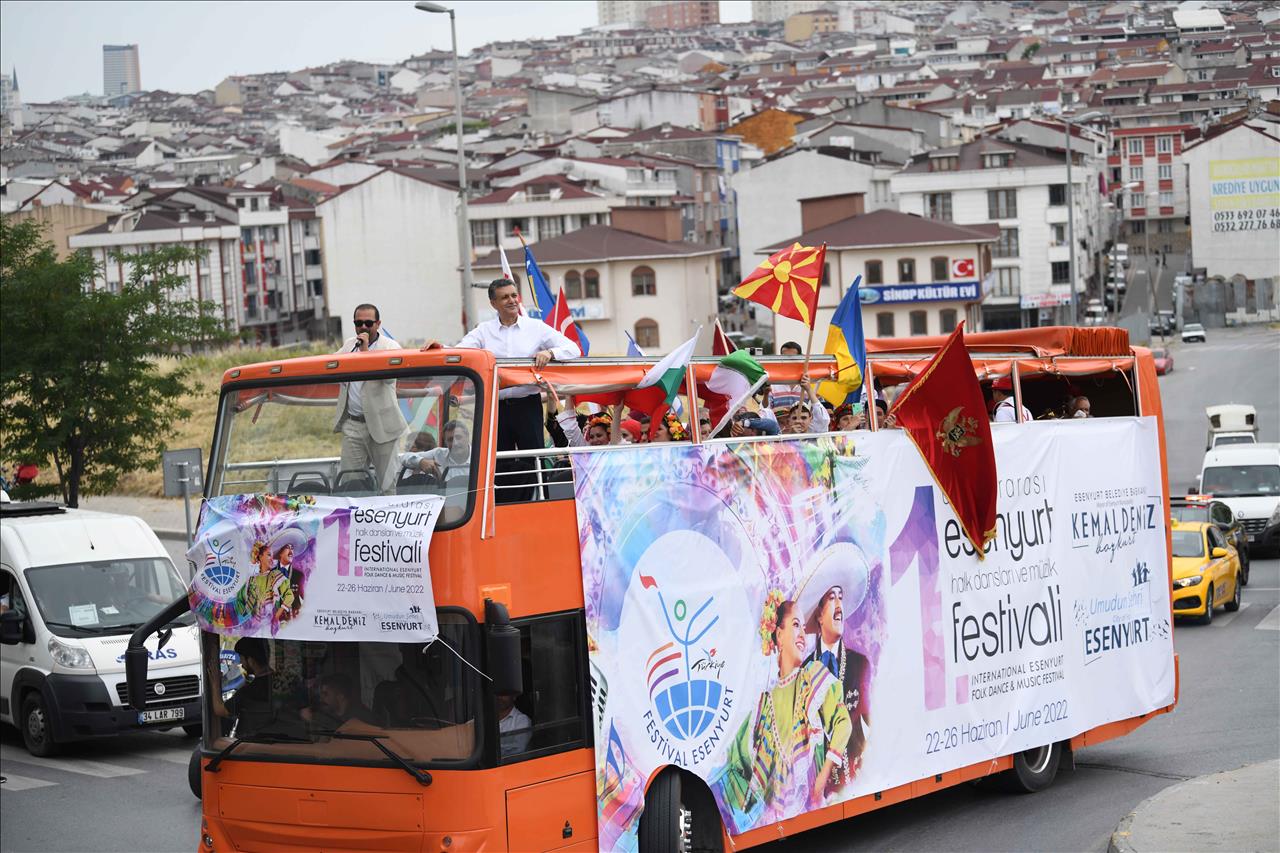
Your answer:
[416,1,473,337]
[1061,110,1106,326]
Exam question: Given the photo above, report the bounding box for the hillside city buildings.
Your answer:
[3,1,1278,352]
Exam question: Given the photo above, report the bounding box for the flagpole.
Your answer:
[802,243,827,384]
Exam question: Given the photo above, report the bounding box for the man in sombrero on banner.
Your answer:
[798,543,873,790]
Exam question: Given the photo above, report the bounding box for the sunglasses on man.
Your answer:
[353,319,378,328]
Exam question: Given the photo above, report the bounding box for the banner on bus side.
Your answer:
[573,419,1173,851]
[187,494,443,643]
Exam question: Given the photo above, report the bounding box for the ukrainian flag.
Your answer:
[818,275,866,406]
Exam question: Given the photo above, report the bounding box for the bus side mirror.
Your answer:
[0,611,24,645]
[125,646,150,711]
[484,598,523,697]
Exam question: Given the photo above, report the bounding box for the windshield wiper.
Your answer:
[43,620,109,634]
[310,729,432,786]
[204,731,313,772]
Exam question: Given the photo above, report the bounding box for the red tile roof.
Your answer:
[472,224,722,268]
[761,209,1000,253]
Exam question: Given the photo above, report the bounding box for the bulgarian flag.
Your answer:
[704,350,767,436]
[619,327,701,430]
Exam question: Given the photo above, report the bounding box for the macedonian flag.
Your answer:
[733,242,826,328]
[889,322,997,558]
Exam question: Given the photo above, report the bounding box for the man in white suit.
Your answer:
[333,304,407,492]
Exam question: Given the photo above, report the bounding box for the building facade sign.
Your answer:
[859,281,981,305]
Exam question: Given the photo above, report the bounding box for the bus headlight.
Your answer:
[48,637,95,670]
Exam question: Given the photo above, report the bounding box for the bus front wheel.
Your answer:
[1003,742,1062,793]
[638,767,724,853]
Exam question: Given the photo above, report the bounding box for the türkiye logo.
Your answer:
[642,574,723,742]
[198,538,240,600]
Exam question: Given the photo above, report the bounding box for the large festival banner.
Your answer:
[573,419,1173,850]
[187,494,443,642]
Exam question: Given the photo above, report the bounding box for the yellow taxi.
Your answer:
[1171,521,1242,624]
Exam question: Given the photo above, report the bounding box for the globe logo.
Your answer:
[642,574,723,742]
[199,539,239,598]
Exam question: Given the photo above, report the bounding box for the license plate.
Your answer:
[138,707,185,724]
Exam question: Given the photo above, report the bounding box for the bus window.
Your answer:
[501,612,589,763]
[201,609,483,768]
[212,373,480,529]
[1013,370,1138,421]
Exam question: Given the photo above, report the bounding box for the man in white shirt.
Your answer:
[333,304,408,492]
[428,280,580,502]
[991,376,1032,424]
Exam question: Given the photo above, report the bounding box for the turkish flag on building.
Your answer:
[889,322,997,558]
[951,258,975,279]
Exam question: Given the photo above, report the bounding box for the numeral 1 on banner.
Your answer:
[889,486,945,710]
[323,510,355,576]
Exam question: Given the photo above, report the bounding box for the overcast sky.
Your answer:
[1,0,754,103]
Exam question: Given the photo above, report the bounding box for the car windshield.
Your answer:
[1152,349,1168,359]
[1185,325,1204,332]
[1170,505,1209,524]
[202,610,481,767]
[212,372,479,529]
[1171,530,1205,558]
[25,558,192,636]
[1213,435,1255,447]
[1202,464,1280,497]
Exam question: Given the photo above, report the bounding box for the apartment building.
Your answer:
[472,208,724,356]
[468,174,614,257]
[103,44,141,97]
[1107,124,1195,258]
[891,136,1106,329]
[761,208,998,346]
[69,205,242,328]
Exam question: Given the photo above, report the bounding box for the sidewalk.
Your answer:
[79,494,195,541]
[1108,759,1280,853]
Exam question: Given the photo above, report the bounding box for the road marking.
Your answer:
[0,773,58,791]
[1212,601,1250,627]
[1257,605,1280,631]
[0,745,145,777]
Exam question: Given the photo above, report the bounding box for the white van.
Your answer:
[0,501,202,755]
[1197,444,1280,551]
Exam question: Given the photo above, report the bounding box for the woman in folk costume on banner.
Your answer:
[719,591,852,829]
[237,528,306,632]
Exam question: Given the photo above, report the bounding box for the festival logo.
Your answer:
[193,537,241,601]
[642,575,724,743]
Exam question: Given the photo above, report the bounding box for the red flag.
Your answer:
[733,242,826,328]
[547,286,585,355]
[889,322,997,557]
[712,319,737,356]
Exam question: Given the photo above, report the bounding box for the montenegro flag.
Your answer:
[818,275,866,406]
[734,242,826,328]
[889,322,997,558]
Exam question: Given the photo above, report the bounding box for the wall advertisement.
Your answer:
[1208,157,1280,233]
[187,493,443,643]
[573,419,1173,850]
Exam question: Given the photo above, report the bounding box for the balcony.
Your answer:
[303,235,320,251]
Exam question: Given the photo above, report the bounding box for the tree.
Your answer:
[0,218,229,506]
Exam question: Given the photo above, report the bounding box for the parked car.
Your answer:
[1170,521,1242,624]
[1151,347,1173,375]
[1172,496,1250,583]
[1182,323,1207,342]
[1197,443,1280,553]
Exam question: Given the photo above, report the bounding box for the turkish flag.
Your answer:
[889,322,997,558]
[951,258,975,279]
[712,319,737,356]
[546,287,586,355]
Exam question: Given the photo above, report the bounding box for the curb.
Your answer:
[153,527,191,543]
[1107,810,1140,853]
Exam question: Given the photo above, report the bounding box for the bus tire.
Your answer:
[1003,742,1061,793]
[638,767,724,853]
[188,746,203,799]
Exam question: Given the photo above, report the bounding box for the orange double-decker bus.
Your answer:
[126,326,1177,853]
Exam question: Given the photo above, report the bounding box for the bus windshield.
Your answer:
[202,609,482,767]
[211,372,479,528]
